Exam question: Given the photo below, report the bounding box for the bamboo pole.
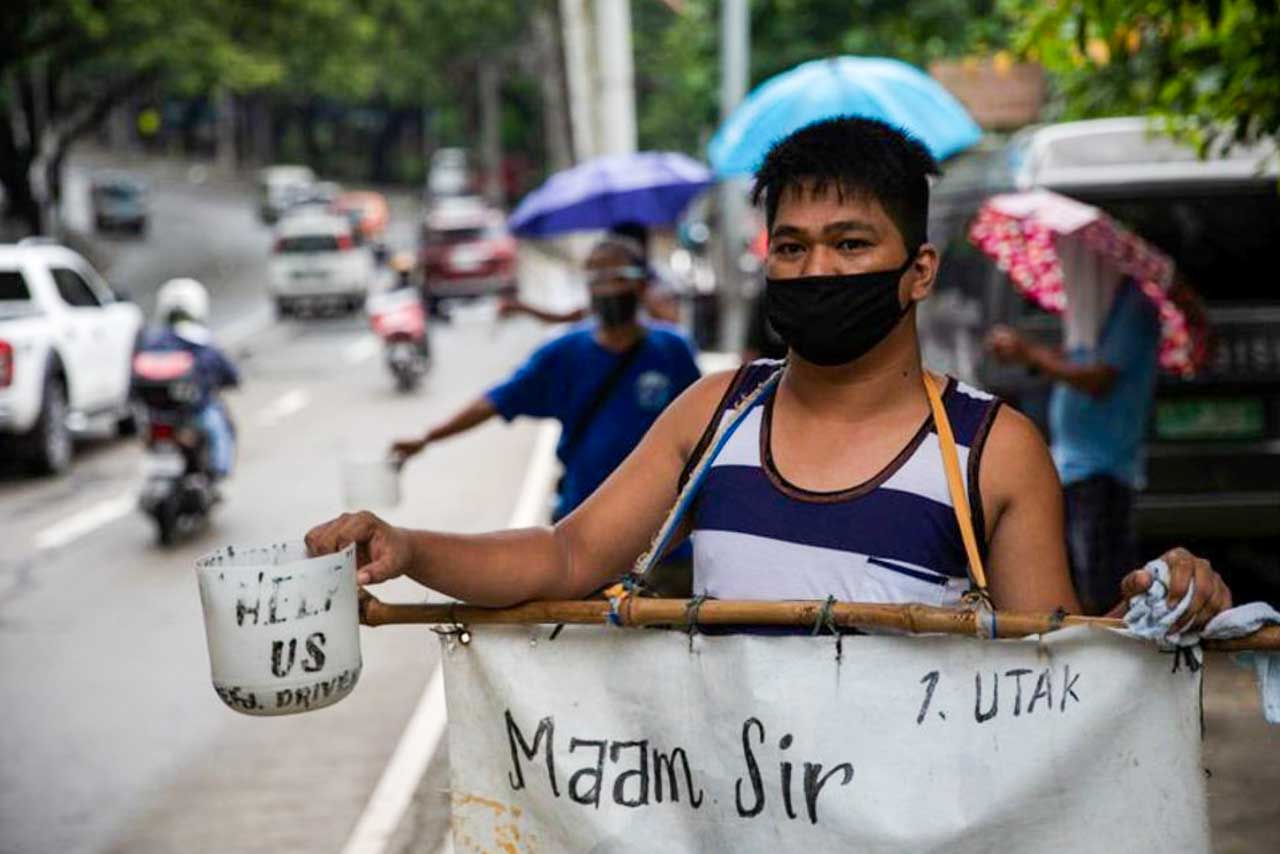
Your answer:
[358,593,1280,651]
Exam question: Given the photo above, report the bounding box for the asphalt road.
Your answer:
[0,153,578,854]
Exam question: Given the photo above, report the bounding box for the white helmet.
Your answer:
[155,277,210,325]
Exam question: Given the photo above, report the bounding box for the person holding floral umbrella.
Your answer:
[972,190,1194,614]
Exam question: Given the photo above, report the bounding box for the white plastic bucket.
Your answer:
[339,456,402,509]
[194,541,361,716]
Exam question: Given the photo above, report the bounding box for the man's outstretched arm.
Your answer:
[392,397,497,461]
[987,325,1116,397]
[307,372,736,606]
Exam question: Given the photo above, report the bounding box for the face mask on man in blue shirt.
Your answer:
[587,265,647,328]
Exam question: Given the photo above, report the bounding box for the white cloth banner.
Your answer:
[441,625,1209,853]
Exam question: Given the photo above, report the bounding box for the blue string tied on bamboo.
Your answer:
[605,572,645,627]
[965,588,997,640]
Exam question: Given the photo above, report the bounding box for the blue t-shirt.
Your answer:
[486,323,701,519]
[1049,281,1160,488]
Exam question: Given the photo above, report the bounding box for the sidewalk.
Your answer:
[1203,659,1280,853]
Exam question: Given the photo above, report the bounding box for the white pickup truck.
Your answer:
[0,243,143,474]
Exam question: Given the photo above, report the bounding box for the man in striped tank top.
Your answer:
[306,118,1232,634]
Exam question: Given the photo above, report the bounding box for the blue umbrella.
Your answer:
[508,151,713,238]
[708,56,982,176]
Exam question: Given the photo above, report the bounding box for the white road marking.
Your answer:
[255,389,310,428]
[21,307,285,556]
[507,421,562,528]
[340,420,561,854]
[339,666,447,854]
[33,495,136,552]
[344,337,381,365]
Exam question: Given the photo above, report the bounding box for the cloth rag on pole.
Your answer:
[1125,558,1280,722]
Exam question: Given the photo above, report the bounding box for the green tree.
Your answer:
[633,0,1013,155]
[0,0,319,233]
[1005,0,1280,153]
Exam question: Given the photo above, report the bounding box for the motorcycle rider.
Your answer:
[137,278,239,478]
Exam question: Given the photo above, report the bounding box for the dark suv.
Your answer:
[925,118,1280,596]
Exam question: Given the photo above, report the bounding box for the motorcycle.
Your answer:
[131,349,222,545]
[367,288,430,392]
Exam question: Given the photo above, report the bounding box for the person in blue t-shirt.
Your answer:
[987,278,1161,614]
[392,236,702,526]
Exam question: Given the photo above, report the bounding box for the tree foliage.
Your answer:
[0,0,539,231]
[634,0,1011,155]
[1005,0,1280,152]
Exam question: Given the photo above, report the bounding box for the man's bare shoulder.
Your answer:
[661,369,741,458]
[980,403,1061,501]
[673,368,739,422]
[986,403,1046,452]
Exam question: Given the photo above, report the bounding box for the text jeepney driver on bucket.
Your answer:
[306,118,1232,639]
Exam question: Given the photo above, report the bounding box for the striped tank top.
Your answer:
[686,360,1004,607]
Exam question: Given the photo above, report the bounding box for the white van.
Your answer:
[268,212,373,316]
[257,165,316,224]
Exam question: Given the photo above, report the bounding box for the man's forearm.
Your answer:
[402,525,579,606]
[425,397,497,443]
[1022,344,1116,397]
[514,301,588,324]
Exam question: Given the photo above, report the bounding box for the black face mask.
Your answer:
[592,291,640,327]
[764,255,916,366]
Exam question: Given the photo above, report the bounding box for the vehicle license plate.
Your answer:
[1154,398,1265,440]
[450,247,485,271]
[144,448,187,477]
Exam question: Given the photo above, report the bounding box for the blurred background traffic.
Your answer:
[1,1,1277,852]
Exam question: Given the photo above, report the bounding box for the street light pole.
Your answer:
[560,0,596,162]
[593,0,637,155]
[717,0,750,351]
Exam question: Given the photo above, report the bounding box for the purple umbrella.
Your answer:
[507,151,713,237]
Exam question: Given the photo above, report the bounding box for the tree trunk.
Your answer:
[0,152,43,236]
[302,100,322,172]
[477,60,503,204]
[215,87,237,176]
[1,64,154,237]
[0,91,43,235]
[369,105,407,184]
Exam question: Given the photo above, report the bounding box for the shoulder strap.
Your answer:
[677,360,768,489]
[923,372,990,600]
[633,366,783,578]
[561,334,648,458]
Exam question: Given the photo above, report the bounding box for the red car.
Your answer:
[419,198,517,298]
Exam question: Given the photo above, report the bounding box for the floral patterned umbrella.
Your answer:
[968,189,1204,376]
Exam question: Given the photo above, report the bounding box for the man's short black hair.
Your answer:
[751,117,940,251]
